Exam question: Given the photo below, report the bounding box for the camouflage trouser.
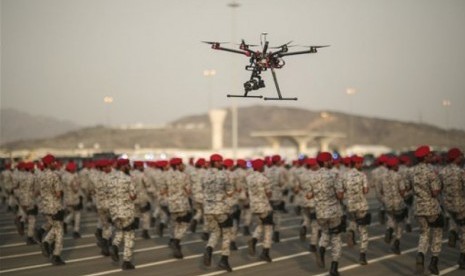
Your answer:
[97,208,112,240]
[347,211,369,253]
[302,207,320,246]
[64,206,81,232]
[171,211,190,240]
[43,215,64,255]
[386,211,404,241]
[205,214,232,256]
[318,217,342,262]
[19,205,36,237]
[153,203,169,224]
[242,206,252,227]
[252,212,273,249]
[449,212,465,253]
[192,201,208,232]
[230,204,240,242]
[416,215,443,256]
[112,217,135,262]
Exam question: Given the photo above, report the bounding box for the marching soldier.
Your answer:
[246,159,273,262]
[381,157,407,255]
[224,158,240,250]
[62,162,82,238]
[15,162,38,244]
[154,160,170,238]
[399,155,414,232]
[36,154,66,265]
[439,148,465,269]
[340,155,370,264]
[161,157,192,259]
[109,158,137,270]
[235,159,252,237]
[371,155,389,225]
[412,145,443,275]
[131,161,153,239]
[305,152,344,276]
[202,154,234,272]
[189,158,209,240]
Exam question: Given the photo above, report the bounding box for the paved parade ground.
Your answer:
[0,199,462,276]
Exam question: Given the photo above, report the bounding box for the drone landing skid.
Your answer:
[264,97,298,101]
[227,94,263,99]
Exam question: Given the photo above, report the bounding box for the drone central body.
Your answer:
[203,34,328,101]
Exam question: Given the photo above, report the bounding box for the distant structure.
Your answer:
[209,109,227,150]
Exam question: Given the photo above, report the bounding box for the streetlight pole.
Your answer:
[346,88,356,149]
[228,0,240,159]
[442,99,451,146]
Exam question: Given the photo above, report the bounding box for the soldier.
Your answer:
[36,154,66,265]
[235,159,252,236]
[296,158,321,256]
[245,159,273,262]
[381,157,407,255]
[439,148,465,269]
[340,155,370,264]
[161,157,192,259]
[202,154,234,272]
[62,162,82,239]
[224,158,240,250]
[154,160,170,238]
[305,152,344,276]
[15,162,38,244]
[131,161,153,239]
[78,161,95,212]
[2,162,17,212]
[264,154,287,243]
[290,159,307,239]
[12,162,26,236]
[109,158,137,270]
[399,155,414,232]
[412,145,443,275]
[189,158,209,240]
[370,155,389,225]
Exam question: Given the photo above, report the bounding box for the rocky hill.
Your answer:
[1,105,463,151]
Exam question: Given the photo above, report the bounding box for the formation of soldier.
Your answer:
[0,145,464,275]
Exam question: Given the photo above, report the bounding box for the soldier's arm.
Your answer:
[429,170,441,197]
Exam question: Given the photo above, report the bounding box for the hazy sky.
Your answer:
[1,0,465,130]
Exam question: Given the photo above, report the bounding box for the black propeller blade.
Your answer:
[269,41,294,49]
[201,41,229,45]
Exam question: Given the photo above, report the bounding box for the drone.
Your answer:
[202,33,329,101]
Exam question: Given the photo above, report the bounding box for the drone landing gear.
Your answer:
[264,96,297,101]
[265,67,298,101]
[227,94,263,99]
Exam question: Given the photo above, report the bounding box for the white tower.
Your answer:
[209,109,227,150]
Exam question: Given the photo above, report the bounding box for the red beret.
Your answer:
[305,158,318,166]
[157,160,168,168]
[415,145,431,158]
[195,158,206,167]
[399,155,411,165]
[210,154,223,162]
[133,161,144,168]
[170,157,183,166]
[116,158,130,167]
[333,158,341,165]
[447,148,463,161]
[236,159,247,168]
[271,155,281,163]
[317,152,333,163]
[351,155,364,164]
[378,155,388,164]
[252,159,264,171]
[4,163,12,169]
[386,157,399,167]
[24,162,35,171]
[42,154,56,165]
[342,157,352,166]
[17,162,25,169]
[66,162,77,172]
[223,159,234,168]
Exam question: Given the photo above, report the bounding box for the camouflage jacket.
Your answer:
[245,171,272,213]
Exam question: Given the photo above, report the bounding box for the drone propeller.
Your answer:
[201,41,229,45]
[236,39,259,47]
[296,45,330,49]
[269,41,294,49]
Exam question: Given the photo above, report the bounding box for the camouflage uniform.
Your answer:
[370,165,388,224]
[2,167,17,211]
[108,169,136,265]
[78,166,94,211]
[264,165,287,239]
[62,170,82,234]
[297,167,321,248]
[399,164,414,229]
[37,168,65,259]
[412,163,443,256]
[190,167,208,234]
[235,167,252,235]
[439,163,465,253]
[90,168,113,250]
[340,167,369,254]
[131,169,154,234]
[16,169,38,242]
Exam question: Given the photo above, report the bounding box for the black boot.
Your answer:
[248,238,257,256]
[26,237,37,245]
[416,252,425,274]
[142,229,150,240]
[41,241,51,258]
[448,230,458,248]
[300,226,307,242]
[272,231,280,243]
[157,222,165,237]
[405,223,412,233]
[203,246,213,267]
[122,261,135,270]
[330,261,339,276]
[384,227,393,244]
[243,226,251,236]
[359,252,367,265]
[309,244,317,253]
[101,239,110,256]
[316,246,325,268]
[459,253,465,270]
[201,232,210,241]
[260,248,272,262]
[347,230,355,248]
[190,219,198,233]
[391,239,401,255]
[379,210,386,225]
[218,255,232,272]
[172,239,183,259]
[428,256,439,275]
[95,228,103,247]
[51,255,65,265]
[110,244,119,262]
[63,223,68,235]
[230,241,238,251]
[73,231,81,239]
[34,227,45,243]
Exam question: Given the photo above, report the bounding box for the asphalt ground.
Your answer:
[0,199,463,276]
